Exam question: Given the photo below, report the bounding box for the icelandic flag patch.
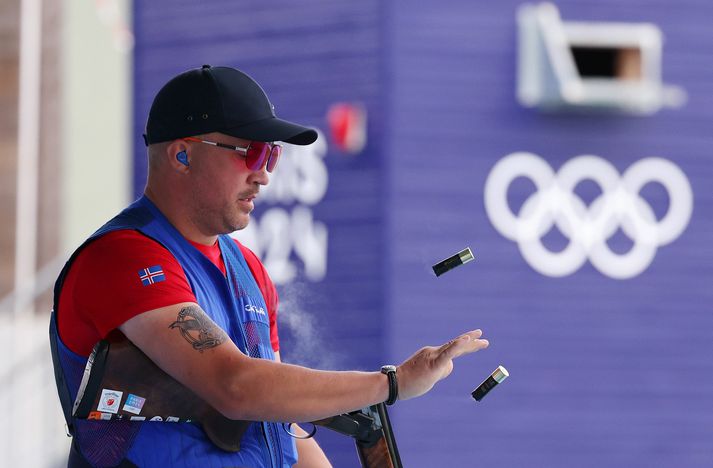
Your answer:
[138,265,165,286]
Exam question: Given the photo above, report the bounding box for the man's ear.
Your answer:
[166,140,190,171]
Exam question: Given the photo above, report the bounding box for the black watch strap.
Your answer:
[381,365,398,405]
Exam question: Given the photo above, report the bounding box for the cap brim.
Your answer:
[223,117,318,145]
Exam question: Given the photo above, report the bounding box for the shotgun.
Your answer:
[73,335,401,467]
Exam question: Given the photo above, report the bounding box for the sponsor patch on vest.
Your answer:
[122,394,146,415]
[150,416,163,421]
[97,389,123,414]
[166,416,180,422]
[130,416,146,421]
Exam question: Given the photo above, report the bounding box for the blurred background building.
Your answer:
[1,0,131,465]
[1,0,712,467]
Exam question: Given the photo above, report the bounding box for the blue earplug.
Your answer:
[176,150,189,167]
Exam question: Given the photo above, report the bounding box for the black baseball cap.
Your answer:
[143,65,318,146]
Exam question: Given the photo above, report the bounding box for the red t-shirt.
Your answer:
[58,230,280,357]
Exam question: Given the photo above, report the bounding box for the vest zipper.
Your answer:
[261,423,277,468]
[222,267,283,468]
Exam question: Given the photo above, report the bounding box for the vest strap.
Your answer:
[49,308,75,436]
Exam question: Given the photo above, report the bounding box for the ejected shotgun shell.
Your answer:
[471,365,509,401]
[432,247,475,277]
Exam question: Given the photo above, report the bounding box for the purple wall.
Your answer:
[133,1,713,466]
[388,1,713,467]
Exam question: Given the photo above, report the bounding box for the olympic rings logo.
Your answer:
[484,153,693,279]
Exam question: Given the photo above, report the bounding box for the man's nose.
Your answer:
[250,164,270,185]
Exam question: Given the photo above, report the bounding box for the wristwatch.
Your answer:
[380,365,398,405]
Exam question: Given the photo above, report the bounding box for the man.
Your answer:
[50,64,489,467]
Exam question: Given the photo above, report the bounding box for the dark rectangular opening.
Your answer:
[570,46,642,80]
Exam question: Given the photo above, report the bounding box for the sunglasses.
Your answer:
[183,137,282,173]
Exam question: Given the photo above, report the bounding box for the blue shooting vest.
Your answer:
[50,196,297,467]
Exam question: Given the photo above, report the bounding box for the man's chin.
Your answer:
[227,214,250,233]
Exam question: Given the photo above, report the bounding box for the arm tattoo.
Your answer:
[169,306,228,352]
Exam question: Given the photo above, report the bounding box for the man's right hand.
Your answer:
[396,330,489,401]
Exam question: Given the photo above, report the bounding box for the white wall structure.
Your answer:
[62,0,132,251]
